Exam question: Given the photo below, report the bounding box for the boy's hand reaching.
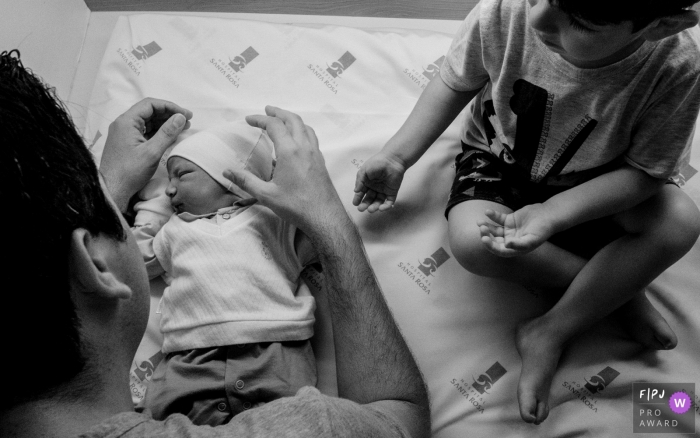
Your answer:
[352,152,406,213]
[477,204,556,257]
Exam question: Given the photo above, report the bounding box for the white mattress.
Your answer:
[86,14,700,437]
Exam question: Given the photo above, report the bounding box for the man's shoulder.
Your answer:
[81,388,407,438]
[81,410,228,437]
[79,411,154,438]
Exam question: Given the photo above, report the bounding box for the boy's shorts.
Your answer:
[445,145,594,214]
[445,144,630,258]
[145,340,317,427]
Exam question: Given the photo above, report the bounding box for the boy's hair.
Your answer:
[557,0,700,31]
[0,50,125,408]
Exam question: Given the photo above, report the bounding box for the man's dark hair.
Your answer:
[557,0,700,32]
[0,50,125,408]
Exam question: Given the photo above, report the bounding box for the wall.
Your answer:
[83,0,478,20]
[0,0,90,104]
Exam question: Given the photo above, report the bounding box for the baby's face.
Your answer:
[527,0,647,68]
[166,156,239,215]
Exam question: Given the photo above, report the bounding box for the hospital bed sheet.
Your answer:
[85,14,700,437]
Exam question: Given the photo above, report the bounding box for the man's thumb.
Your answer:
[223,166,266,201]
[149,113,187,153]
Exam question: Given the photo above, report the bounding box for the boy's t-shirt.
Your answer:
[441,0,700,186]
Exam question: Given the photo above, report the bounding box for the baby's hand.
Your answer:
[352,152,406,213]
[477,204,556,257]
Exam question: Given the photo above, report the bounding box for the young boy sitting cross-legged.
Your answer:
[353,0,700,425]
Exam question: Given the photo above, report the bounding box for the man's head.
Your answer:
[528,0,699,68]
[165,121,274,215]
[0,50,145,408]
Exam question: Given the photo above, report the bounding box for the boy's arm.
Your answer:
[479,164,664,256]
[384,75,479,168]
[353,76,480,212]
[543,164,664,232]
[385,0,487,168]
[353,3,488,212]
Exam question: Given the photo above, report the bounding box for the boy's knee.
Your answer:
[447,201,519,278]
[642,188,700,254]
[663,192,700,251]
[448,228,500,277]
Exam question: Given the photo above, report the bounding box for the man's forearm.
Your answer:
[544,164,665,233]
[306,207,430,432]
[223,106,430,434]
[100,172,133,214]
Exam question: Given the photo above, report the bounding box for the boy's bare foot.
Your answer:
[616,292,677,350]
[534,286,677,350]
[515,317,564,425]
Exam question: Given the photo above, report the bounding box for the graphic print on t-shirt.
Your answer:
[483,100,516,165]
[481,79,598,183]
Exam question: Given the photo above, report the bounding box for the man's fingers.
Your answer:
[223,166,266,201]
[304,124,320,153]
[263,105,299,127]
[246,114,292,150]
[264,106,306,144]
[127,98,193,121]
[247,109,318,157]
[245,114,269,130]
[145,113,187,157]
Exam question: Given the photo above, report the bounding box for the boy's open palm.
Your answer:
[353,152,406,213]
[477,204,556,257]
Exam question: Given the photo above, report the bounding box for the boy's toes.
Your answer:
[517,390,539,424]
[655,330,678,350]
[534,399,549,425]
[617,294,678,350]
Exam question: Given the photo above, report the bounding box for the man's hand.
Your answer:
[352,151,406,213]
[223,106,346,234]
[99,98,193,212]
[477,204,557,257]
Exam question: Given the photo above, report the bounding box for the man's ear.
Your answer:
[642,10,699,41]
[69,229,132,300]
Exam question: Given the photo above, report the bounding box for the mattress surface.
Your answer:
[86,15,700,436]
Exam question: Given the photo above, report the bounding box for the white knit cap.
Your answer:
[167,120,274,199]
